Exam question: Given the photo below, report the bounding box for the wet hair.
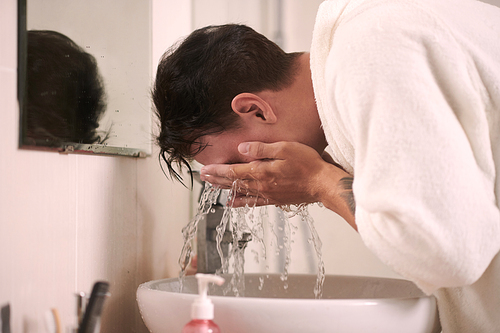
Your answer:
[152,24,301,183]
[26,30,107,145]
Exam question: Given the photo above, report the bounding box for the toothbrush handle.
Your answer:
[78,282,110,333]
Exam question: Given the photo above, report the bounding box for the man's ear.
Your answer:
[231,93,277,123]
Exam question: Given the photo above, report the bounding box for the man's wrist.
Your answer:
[316,164,357,230]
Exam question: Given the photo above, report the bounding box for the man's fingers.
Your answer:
[201,164,236,181]
[239,141,286,160]
[201,162,261,182]
[200,167,263,193]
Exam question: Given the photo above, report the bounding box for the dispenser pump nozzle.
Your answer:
[191,274,225,320]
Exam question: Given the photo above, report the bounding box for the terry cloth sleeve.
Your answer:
[325,1,500,294]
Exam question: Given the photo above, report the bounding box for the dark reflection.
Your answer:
[25,30,108,146]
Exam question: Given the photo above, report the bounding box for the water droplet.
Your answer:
[258,277,264,290]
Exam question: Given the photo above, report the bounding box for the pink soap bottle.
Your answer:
[182,274,225,333]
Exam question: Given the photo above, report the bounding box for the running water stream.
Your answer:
[178,184,220,279]
[178,182,326,298]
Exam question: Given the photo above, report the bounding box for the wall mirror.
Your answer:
[18,0,152,157]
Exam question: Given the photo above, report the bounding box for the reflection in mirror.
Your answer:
[26,30,108,145]
[18,0,152,157]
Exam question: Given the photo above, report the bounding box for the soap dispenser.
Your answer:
[182,274,225,333]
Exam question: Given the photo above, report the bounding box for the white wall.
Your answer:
[0,1,192,332]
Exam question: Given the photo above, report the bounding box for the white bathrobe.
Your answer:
[310,0,500,331]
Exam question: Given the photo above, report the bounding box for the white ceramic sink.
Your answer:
[137,273,440,333]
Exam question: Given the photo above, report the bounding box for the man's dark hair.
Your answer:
[26,30,107,145]
[152,24,301,183]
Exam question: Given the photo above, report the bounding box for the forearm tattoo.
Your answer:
[339,177,356,215]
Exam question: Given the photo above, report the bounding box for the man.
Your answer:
[153,0,500,331]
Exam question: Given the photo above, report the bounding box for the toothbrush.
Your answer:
[78,282,110,333]
[44,308,61,333]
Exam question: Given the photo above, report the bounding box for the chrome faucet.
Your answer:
[192,173,252,273]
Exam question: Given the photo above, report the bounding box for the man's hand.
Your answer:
[200,141,357,229]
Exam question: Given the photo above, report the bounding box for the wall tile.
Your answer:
[0,0,17,69]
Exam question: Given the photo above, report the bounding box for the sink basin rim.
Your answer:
[139,273,431,302]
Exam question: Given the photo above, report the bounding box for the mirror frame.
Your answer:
[17,0,150,158]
